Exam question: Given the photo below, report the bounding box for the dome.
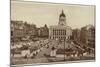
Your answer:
[59,10,66,17]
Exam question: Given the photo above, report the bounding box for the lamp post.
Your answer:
[63,37,66,61]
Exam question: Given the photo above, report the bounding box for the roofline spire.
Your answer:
[59,10,66,17]
[62,10,64,14]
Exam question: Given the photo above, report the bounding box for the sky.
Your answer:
[11,1,95,29]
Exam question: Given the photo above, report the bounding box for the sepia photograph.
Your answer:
[10,0,95,66]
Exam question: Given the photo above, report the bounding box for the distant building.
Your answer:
[80,25,95,48]
[24,22,37,37]
[11,21,25,42]
[11,21,37,41]
[71,29,81,42]
[11,21,24,30]
[38,24,49,38]
[49,10,72,40]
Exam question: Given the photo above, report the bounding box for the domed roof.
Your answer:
[60,10,66,17]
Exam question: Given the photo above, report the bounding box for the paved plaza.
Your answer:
[11,39,95,65]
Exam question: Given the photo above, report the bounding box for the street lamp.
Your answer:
[63,37,66,61]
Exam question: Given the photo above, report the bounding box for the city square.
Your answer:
[11,1,95,66]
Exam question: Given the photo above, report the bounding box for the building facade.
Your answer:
[38,24,49,38]
[80,25,95,48]
[49,10,72,40]
[11,21,25,42]
[71,29,81,42]
[11,21,37,42]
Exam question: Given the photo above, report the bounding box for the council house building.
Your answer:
[49,10,72,40]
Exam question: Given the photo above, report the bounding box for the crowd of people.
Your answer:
[11,38,95,61]
[11,39,50,58]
